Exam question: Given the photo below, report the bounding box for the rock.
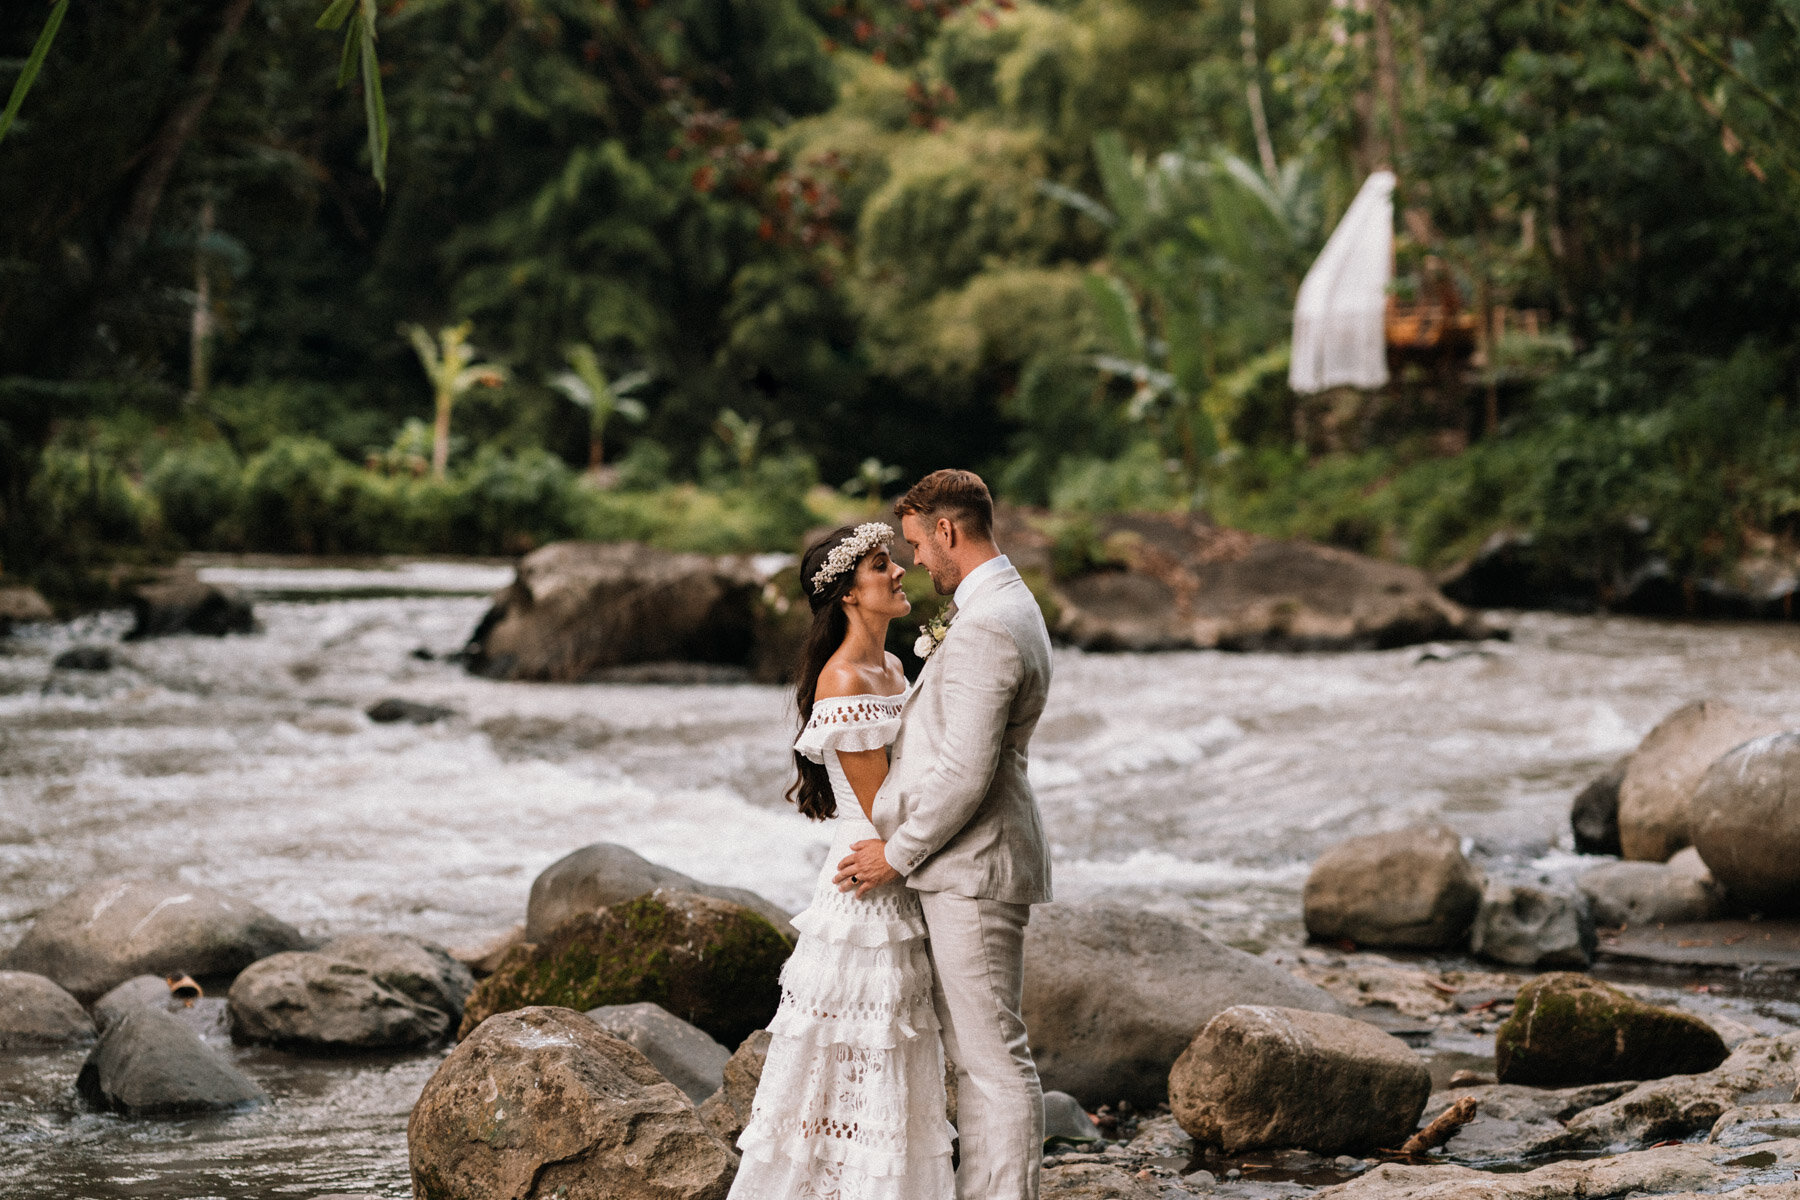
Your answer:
[464,541,766,681]
[92,974,179,1032]
[1556,1031,1800,1151]
[366,698,455,724]
[1050,514,1495,652]
[1711,1103,1800,1148]
[0,970,95,1048]
[1617,700,1781,862]
[1126,1113,1195,1159]
[1308,1140,1767,1199]
[315,933,473,1024]
[0,584,53,633]
[126,570,255,639]
[1692,731,1800,911]
[1040,1162,1165,1200]
[52,645,113,672]
[459,890,789,1049]
[1022,902,1347,1108]
[1302,824,1483,949]
[1043,1090,1103,1145]
[697,1029,771,1146]
[1170,1005,1430,1156]
[1494,974,1727,1087]
[1579,848,1725,927]
[227,952,450,1050]
[1417,1082,1635,1163]
[1469,878,1596,968]
[408,1005,736,1200]
[586,1002,731,1104]
[1438,529,1611,613]
[76,1007,263,1115]
[1572,757,1628,856]
[448,924,527,978]
[526,842,794,943]
[3,877,308,1003]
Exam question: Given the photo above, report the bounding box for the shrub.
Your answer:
[144,441,244,549]
[240,436,362,553]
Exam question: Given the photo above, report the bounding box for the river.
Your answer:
[2,560,1798,1198]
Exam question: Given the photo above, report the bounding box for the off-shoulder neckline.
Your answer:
[813,691,906,704]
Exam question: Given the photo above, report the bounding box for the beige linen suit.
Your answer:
[874,560,1053,1200]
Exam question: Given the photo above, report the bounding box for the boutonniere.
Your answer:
[913,611,951,661]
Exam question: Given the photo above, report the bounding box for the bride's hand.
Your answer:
[834,840,899,898]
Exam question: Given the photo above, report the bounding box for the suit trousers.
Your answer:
[916,890,1042,1200]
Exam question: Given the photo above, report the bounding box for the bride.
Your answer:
[728,522,955,1200]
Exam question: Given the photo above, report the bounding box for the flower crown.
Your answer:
[810,522,895,595]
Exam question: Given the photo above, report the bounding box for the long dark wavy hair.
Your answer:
[785,525,876,820]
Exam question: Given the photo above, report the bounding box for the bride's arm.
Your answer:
[835,748,889,822]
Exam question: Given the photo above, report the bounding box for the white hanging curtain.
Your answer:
[1289,169,1395,394]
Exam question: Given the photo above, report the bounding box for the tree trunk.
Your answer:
[433,393,452,479]
[188,196,215,402]
[1240,0,1279,182]
[1371,0,1403,167]
[106,0,254,284]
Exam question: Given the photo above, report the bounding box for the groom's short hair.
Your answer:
[895,469,994,540]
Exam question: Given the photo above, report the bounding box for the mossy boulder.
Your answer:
[1496,973,1727,1087]
[457,890,790,1047]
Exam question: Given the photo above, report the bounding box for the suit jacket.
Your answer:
[875,562,1054,904]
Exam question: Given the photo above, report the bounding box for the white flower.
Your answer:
[914,633,936,659]
[809,522,895,594]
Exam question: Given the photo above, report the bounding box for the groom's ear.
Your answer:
[937,515,958,547]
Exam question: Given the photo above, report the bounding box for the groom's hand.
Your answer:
[834,840,899,898]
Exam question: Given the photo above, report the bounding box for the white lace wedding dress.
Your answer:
[729,692,955,1200]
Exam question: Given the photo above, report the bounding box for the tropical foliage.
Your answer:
[2,0,1798,600]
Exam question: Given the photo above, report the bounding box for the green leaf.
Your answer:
[1083,272,1146,360]
[316,0,357,31]
[356,7,389,193]
[0,0,71,147]
[1091,131,1148,232]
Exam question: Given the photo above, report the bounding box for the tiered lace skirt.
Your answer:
[729,817,955,1200]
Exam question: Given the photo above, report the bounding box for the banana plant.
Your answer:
[402,322,509,478]
[551,344,649,473]
[714,409,765,484]
[843,457,903,508]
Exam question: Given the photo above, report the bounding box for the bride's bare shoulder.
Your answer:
[815,659,869,701]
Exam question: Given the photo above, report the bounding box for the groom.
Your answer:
[834,468,1053,1200]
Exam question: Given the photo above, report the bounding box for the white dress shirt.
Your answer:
[953,554,1011,612]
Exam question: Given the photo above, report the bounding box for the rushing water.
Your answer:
[3,561,1800,1198]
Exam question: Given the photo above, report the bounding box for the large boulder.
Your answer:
[126,570,255,639]
[1617,700,1780,862]
[697,1029,771,1146]
[1691,730,1800,911]
[76,1007,263,1115]
[1571,757,1628,856]
[464,542,764,681]
[3,877,309,1003]
[1555,1031,1800,1151]
[1050,514,1493,652]
[1302,824,1483,949]
[587,1002,730,1104]
[1469,878,1596,968]
[0,970,95,1048]
[315,933,473,1025]
[408,1005,737,1200]
[1169,1005,1431,1156]
[1307,1140,1766,1199]
[459,890,789,1049]
[1022,902,1346,1108]
[0,584,53,634]
[1495,973,1727,1087]
[526,843,794,942]
[228,952,450,1051]
[1578,847,1725,927]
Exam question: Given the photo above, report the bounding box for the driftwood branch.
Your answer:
[1398,1095,1478,1157]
